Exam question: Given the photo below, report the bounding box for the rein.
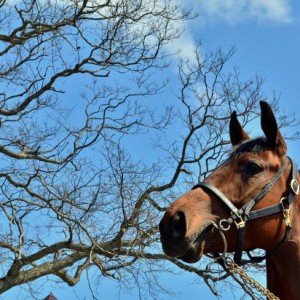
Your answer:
[192,156,299,265]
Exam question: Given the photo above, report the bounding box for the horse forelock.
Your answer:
[229,137,266,159]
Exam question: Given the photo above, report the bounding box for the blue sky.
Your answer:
[82,1,299,298]
[175,0,300,164]
[169,1,300,299]
[138,0,300,299]
[2,1,300,299]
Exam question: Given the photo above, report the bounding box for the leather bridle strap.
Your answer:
[192,157,299,265]
[193,182,238,213]
[241,157,298,222]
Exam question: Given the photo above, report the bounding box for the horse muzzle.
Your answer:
[159,209,216,263]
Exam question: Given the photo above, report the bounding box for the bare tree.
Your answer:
[0,1,298,299]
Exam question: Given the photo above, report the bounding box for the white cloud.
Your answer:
[165,0,294,66]
[189,0,293,25]
[249,0,293,23]
[165,28,197,60]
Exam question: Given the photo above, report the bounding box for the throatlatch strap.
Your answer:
[233,226,246,264]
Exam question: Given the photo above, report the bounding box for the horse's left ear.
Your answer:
[229,111,250,145]
[260,101,287,155]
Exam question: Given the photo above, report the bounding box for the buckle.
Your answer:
[291,179,299,195]
[280,198,292,227]
[231,210,245,229]
[234,217,245,229]
[283,208,292,227]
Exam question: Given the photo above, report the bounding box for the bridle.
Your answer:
[192,156,299,265]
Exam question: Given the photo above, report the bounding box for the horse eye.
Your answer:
[242,161,262,174]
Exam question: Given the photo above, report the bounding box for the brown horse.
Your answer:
[159,101,300,300]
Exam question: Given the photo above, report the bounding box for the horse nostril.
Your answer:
[171,211,186,238]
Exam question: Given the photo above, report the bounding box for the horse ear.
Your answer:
[260,101,287,155]
[229,111,250,145]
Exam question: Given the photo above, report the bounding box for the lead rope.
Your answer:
[210,222,280,300]
[226,258,279,300]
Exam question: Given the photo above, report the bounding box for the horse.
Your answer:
[159,101,300,300]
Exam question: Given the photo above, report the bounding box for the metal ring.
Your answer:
[291,178,299,195]
[207,222,228,260]
[219,219,231,231]
[280,197,288,207]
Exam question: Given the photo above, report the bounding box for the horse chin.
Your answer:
[179,222,213,263]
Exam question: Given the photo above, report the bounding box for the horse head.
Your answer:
[159,101,298,265]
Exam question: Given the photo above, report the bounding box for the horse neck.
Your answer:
[266,193,300,300]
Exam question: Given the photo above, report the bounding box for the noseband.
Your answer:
[193,156,299,265]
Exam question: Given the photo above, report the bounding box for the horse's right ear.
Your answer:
[260,101,287,155]
[229,111,250,146]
